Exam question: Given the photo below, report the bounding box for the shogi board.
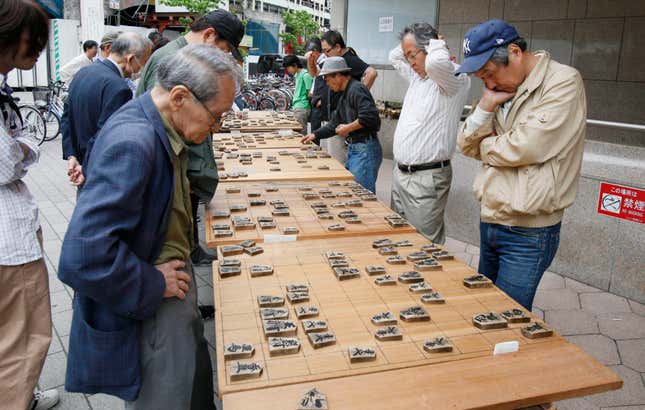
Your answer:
[216,148,352,183]
[213,131,305,150]
[205,181,416,247]
[212,232,621,407]
[221,111,303,131]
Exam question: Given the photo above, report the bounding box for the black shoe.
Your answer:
[199,304,215,320]
[191,245,217,266]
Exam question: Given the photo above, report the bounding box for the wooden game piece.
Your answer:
[321,193,337,199]
[302,193,319,200]
[463,274,493,288]
[260,221,277,229]
[229,361,263,381]
[329,259,349,268]
[420,292,445,304]
[297,388,328,410]
[211,210,230,218]
[247,191,261,198]
[257,216,274,223]
[328,181,341,186]
[374,274,396,286]
[344,199,363,207]
[265,186,279,192]
[286,284,309,293]
[301,319,328,333]
[272,209,290,216]
[317,165,330,170]
[336,191,352,198]
[233,222,256,230]
[423,337,453,353]
[327,224,345,231]
[337,210,357,219]
[244,246,264,256]
[409,282,433,293]
[345,217,362,224]
[407,251,430,262]
[330,202,345,208]
[333,267,360,280]
[521,322,554,339]
[307,331,336,348]
[287,292,310,303]
[365,265,386,276]
[397,271,424,283]
[230,204,247,212]
[212,223,231,230]
[221,245,244,256]
[250,265,274,277]
[359,194,378,201]
[394,240,413,247]
[432,250,454,260]
[225,187,241,193]
[257,295,285,308]
[415,258,443,271]
[263,319,298,336]
[371,311,397,325]
[387,218,410,228]
[214,230,234,238]
[374,326,403,341]
[269,167,281,171]
[372,238,393,248]
[250,199,267,206]
[386,256,406,265]
[294,305,319,319]
[501,308,531,323]
[400,306,431,322]
[219,265,241,278]
[325,250,346,260]
[348,346,377,363]
[260,307,289,320]
[282,226,300,235]
[239,239,256,248]
[220,258,241,267]
[473,312,508,330]
[318,213,334,220]
[223,342,254,360]
[298,185,313,191]
[378,246,398,256]
[267,337,301,356]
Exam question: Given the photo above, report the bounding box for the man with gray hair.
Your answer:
[61,31,152,187]
[388,23,471,244]
[58,44,242,408]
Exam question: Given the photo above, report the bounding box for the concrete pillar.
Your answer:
[329,0,347,36]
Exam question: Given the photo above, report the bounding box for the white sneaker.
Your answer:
[30,389,60,410]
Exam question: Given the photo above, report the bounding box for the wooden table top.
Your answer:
[220,111,303,132]
[213,131,306,150]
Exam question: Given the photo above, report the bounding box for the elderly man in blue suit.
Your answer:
[58,45,242,409]
[60,31,152,187]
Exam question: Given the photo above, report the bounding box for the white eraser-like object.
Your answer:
[493,340,519,355]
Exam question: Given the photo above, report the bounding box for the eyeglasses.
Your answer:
[186,88,223,130]
[406,49,425,63]
[322,47,332,54]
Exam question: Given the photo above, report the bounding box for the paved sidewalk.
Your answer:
[24,136,644,409]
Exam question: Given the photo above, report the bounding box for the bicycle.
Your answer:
[33,81,66,142]
[15,96,46,144]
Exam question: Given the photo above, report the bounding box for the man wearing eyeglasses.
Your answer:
[59,45,242,409]
[388,23,471,244]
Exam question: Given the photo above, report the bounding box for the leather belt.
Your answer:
[345,134,375,145]
[397,160,450,173]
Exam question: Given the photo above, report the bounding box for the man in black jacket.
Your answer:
[301,57,382,193]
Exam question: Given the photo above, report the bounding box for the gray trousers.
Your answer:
[293,108,310,135]
[320,135,348,164]
[391,163,452,244]
[125,262,214,410]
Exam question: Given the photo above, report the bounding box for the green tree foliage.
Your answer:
[157,0,224,28]
[279,10,319,55]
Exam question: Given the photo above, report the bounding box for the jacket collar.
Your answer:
[138,92,172,161]
[99,58,122,77]
[516,51,550,96]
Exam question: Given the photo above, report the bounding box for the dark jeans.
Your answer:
[309,106,323,135]
[478,221,561,310]
[345,137,382,193]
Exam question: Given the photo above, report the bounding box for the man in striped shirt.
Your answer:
[389,23,471,244]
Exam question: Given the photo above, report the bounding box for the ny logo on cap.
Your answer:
[463,38,471,55]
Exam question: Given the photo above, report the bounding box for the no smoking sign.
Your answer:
[597,182,645,224]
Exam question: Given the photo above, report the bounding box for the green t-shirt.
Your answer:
[292,69,313,109]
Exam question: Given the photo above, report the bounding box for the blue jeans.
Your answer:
[345,137,382,193]
[478,221,561,311]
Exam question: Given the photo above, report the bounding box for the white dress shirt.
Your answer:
[390,39,471,165]
[59,53,93,85]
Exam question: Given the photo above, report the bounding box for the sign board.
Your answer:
[378,16,394,32]
[597,182,645,224]
[109,0,120,9]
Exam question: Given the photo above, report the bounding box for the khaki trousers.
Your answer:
[0,253,52,410]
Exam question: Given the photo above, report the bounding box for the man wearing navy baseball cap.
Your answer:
[457,20,587,311]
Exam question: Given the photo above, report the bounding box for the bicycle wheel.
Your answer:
[43,110,61,141]
[18,105,46,145]
[258,97,276,111]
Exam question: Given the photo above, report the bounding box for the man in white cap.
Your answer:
[301,57,382,193]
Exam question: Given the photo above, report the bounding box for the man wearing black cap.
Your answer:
[457,19,586,311]
[137,9,245,274]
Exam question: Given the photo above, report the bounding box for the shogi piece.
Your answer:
[420,243,442,253]
[212,223,230,230]
[213,230,234,238]
[297,388,328,410]
[372,238,393,248]
[360,194,378,201]
[333,267,360,280]
[247,191,262,197]
[282,227,299,235]
[394,240,413,247]
[230,204,247,213]
[345,217,362,224]
[267,337,301,356]
[257,295,285,308]
[432,250,454,260]
[225,187,241,193]
[294,305,319,319]
[317,165,330,170]
[386,256,406,265]
[263,319,298,337]
[301,319,328,333]
[521,322,554,339]
[463,274,493,288]
[223,342,255,360]
[337,210,357,219]
[398,271,424,284]
[415,258,442,271]
[307,331,337,349]
[260,307,289,320]
[318,213,334,220]
[220,258,241,267]
[327,224,346,231]
[400,306,431,322]
[265,186,279,192]
[423,337,453,353]
[325,251,346,260]
[239,239,256,248]
[287,292,310,303]
[501,308,531,323]
[374,326,403,341]
[244,246,264,256]
[218,265,241,278]
[371,311,397,326]
[345,199,363,207]
[286,284,309,293]
[329,259,349,268]
[409,282,433,293]
[250,265,274,277]
[272,209,290,217]
[374,274,396,286]
[257,216,274,223]
[473,312,508,330]
[378,246,398,256]
[229,361,263,381]
[420,292,445,304]
[348,346,377,363]
[365,265,386,276]
[233,221,256,230]
[250,199,267,206]
[260,221,277,229]
[221,245,244,257]
[407,251,430,262]
[211,210,230,219]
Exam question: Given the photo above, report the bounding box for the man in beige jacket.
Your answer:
[456,20,586,310]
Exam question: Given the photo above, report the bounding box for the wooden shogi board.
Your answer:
[220,111,303,131]
[213,131,306,150]
[205,181,416,247]
[213,232,621,408]
[215,149,353,183]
